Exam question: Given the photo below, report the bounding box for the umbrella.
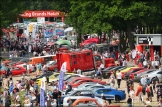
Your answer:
[56,40,71,46]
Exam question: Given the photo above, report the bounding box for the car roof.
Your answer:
[64,96,91,100]
[71,77,92,80]
[148,70,162,74]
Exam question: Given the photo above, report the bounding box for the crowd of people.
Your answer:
[1,34,162,107]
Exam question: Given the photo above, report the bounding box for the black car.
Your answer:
[32,72,54,81]
[102,66,126,79]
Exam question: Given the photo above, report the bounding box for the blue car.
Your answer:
[93,88,126,102]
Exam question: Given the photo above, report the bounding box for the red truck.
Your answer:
[56,50,116,72]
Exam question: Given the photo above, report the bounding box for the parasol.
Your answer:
[55,40,71,46]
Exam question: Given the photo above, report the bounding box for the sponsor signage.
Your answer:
[20,10,60,18]
[138,37,149,44]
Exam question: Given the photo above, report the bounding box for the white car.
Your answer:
[145,70,162,82]
[73,82,100,90]
[63,96,108,107]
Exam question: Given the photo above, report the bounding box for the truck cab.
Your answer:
[56,50,116,72]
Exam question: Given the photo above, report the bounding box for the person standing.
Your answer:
[116,70,122,88]
[136,83,143,102]
[126,77,133,94]
[100,63,104,70]
[127,95,132,107]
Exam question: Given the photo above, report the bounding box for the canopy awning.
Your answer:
[64,27,73,32]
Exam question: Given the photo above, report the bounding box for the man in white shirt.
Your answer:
[100,63,104,70]
[143,59,148,68]
[77,69,82,75]
[154,59,159,69]
[116,70,122,88]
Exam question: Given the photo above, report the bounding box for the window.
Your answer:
[94,56,101,61]
[73,55,76,58]
[86,53,90,56]
[44,57,52,62]
[74,61,77,64]
[157,71,162,74]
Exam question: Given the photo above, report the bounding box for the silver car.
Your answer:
[86,84,115,90]
[73,82,103,90]
[134,69,157,82]
[144,70,162,82]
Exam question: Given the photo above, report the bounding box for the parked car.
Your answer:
[133,69,157,82]
[47,61,58,72]
[63,96,106,107]
[86,84,115,90]
[49,74,86,83]
[93,88,126,102]
[64,77,106,89]
[62,89,115,101]
[102,66,126,79]
[71,97,103,107]
[36,73,74,85]
[11,58,30,66]
[145,70,162,82]
[123,67,145,80]
[31,72,53,81]
[119,67,138,74]
[73,82,103,90]
[11,66,31,75]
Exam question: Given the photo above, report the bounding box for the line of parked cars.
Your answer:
[101,65,162,83]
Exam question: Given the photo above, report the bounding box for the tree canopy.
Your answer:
[1,0,161,50]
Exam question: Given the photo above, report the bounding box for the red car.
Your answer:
[0,70,6,76]
[47,61,58,72]
[11,66,32,75]
[12,58,30,66]
[122,67,145,79]
[64,77,106,89]
[131,68,150,80]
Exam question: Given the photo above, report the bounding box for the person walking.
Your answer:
[116,70,122,88]
[136,83,143,102]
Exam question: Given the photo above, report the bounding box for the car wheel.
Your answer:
[54,68,58,72]
[115,95,121,102]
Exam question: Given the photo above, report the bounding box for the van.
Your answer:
[28,55,56,65]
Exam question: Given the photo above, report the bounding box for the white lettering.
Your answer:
[32,12,47,17]
[47,12,59,16]
[25,13,31,17]
[139,41,143,43]
[139,38,147,40]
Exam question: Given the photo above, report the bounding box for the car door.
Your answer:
[156,71,162,81]
[81,90,94,97]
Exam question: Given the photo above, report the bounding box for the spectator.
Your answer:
[126,77,133,94]
[136,83,143,102]
[129,87,135,104]
[127,95,132,107]
[65,82,72,95]
[67,98,72,107]
[145,84,153,102]
[116,70,122,88]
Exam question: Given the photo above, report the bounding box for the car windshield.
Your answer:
[78,84,86,88]
[74,80,82,84]
[147,70,155,73]
[64,75,71,80]
[67,77,75,83]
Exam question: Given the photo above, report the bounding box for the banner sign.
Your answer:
[44,28,53,38]
[20,10,60,18]
[58,62,67,91]
[56,28,64,36]
[138,37,153,44]
[40,77,46,107]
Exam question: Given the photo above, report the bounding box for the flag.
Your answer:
[40,77,46,107]
[58,62,67,91]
